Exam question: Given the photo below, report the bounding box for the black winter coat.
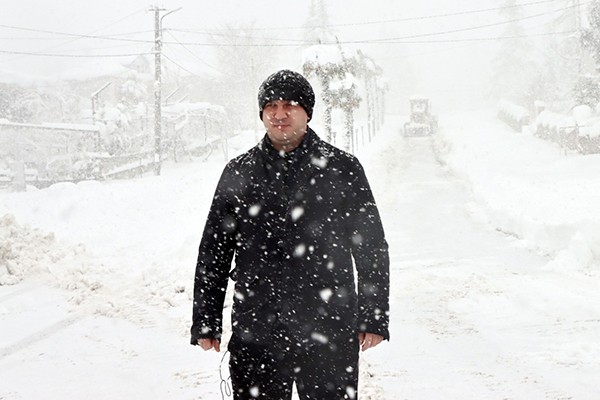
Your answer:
[191,128,390,348]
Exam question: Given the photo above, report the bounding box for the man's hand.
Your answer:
[358,332,384,352]
[197,338,221,352]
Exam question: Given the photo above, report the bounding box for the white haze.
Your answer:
[1,0,510,107]
[2,1,599,400]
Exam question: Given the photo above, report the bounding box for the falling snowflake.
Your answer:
[294,243,306,257]
[248,204,261,217]
[249,386,260,397]
[291,206,304,221]
[319,288,333,302]
[311,156,328,168]
[346,386,356,399]
[311,331,329,344]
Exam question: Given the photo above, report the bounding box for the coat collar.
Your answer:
[256,128,331,191]
[258,128,314,160]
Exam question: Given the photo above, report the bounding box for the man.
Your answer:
[191,69,390,399]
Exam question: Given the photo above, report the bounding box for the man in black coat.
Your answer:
[191,69,390,399]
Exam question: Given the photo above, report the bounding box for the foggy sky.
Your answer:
[1,0,563,109]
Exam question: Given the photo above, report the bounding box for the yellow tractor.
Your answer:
[403,97,438,136]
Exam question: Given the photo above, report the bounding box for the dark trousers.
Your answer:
[228,333,359,399]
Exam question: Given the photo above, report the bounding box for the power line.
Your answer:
[0,7,150,65]
[358,2,587,43]
[0,27,577,58]
[162,52,205,78]
[180,0,566,33]
[331,0,568,27]
[0,1,583,58]
[147,2,592,48]
[0,30,154,41]
[320,0,565,27]
[382,29,578,44]
[0,23,153,44]
[0,0,571,45]
[163,29,221,73]
[168,28,308,43]
[0,49,152,57]
[17,42,150,53]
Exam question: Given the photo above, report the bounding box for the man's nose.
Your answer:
[273,105,288,119]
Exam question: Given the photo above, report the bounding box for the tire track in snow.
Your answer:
[0,272,158,360]
[0,313,84,359]
[0,284,38,303]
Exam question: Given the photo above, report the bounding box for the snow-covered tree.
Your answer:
[329,72,360,151]
[301,1,388,151]
[490,0,539,105]
[96,103,132,155]
[0,84,37,122]
[303,45,344,142]
[573,74,600,107]
[210,24,276,132]
[120,70,147,108]
[119,70,148,131]
[582,0,600,66]
[303,0,337,45]
[347,50,386,139]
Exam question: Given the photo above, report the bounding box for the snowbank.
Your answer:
[497,100,530,131]
[498,100,529,122]
[0,214,79,285]
[435,111,600,270]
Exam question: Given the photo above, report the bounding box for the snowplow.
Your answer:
[403,97,438,136]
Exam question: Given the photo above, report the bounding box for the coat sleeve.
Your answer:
[190,164,238,345]
[348,160,390,340]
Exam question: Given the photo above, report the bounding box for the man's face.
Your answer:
[262,99,308,151]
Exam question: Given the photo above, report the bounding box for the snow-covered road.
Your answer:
[361,128,599,399]
[1,112,599,399]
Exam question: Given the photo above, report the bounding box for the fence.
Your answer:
[0,103,230,190]
[533,107,600,154]
[496,101,600,155]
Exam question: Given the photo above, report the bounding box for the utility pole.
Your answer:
[150,5,181,176]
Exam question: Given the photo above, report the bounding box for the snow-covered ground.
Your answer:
[1,109,599,399]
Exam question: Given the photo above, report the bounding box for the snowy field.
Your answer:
[1,109,599,399]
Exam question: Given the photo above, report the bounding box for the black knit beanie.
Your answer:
[258,69,315,121]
